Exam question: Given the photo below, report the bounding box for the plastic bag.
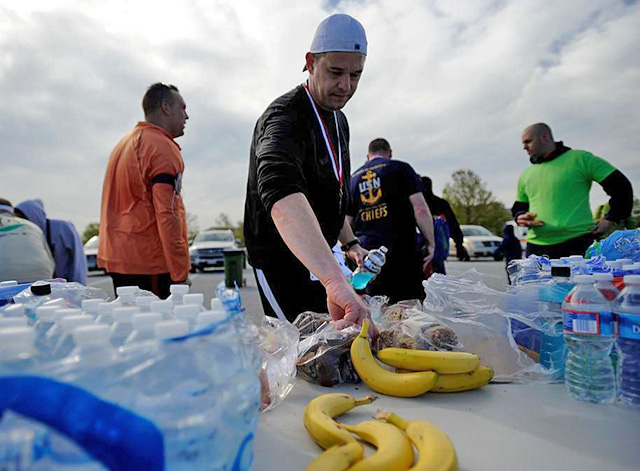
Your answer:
[373,298,464,352]
[294,312,361,387]
[422,270,559,383]
[587,229,640,262]
[12,280,109,318]
[245,315,299,411]
[1,312,262,471]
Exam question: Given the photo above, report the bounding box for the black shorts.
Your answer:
[526,233,595,259]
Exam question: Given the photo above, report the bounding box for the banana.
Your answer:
[377,348,479,374]
[339,420,414,471]
[306,441,363,471]
[303,393,378,449]
[431,366,494,393]
[350,320,438,397]
[376,409,458,471]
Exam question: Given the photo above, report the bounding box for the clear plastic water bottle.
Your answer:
[52,315,95,359]
[135,296,157,313]
[95,302,115,325]
[350,246,388,291]
[33,306,63,350]
[562,274,616,403]
[110,307,139,347]
[42,309,83,354]
[150,299,174,320]
[183,293,205,312]
[0,316,29,328]
[113,286,138,307]
[168,284,189,305]
[1,303,26,318]
[195,311,227,330]
[594,272,619,302]
[124,313,163,344]
[614,275,640,408]
[81,299,103,318]
[40,325,115,471]
[0,326,50,470]
[538,264,573,380]
[173,305,200,332]
[154,320,189,340]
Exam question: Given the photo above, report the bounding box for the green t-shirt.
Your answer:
[516,149,615,245]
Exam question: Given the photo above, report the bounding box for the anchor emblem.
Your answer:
[360,170,382,205]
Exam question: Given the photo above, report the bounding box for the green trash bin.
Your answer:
[223,248,245,288]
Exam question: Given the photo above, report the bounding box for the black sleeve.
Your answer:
[511,201,529,220]
[255,111,307,214]
[443,201,464,247]
[401,162,422,196]
[599,170,634,223]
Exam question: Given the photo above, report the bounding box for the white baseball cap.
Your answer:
[303,14,367,71]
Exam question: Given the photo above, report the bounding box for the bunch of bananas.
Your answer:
[351,320,494,396]
[304,393,459,471]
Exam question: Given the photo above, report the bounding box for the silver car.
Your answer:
[449,225,503,260]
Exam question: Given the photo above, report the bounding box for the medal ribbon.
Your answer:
[302,83,343,188]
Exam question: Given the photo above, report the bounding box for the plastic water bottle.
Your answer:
[168,284,189,305]
[41,309,83,354]
[183,293,205,312]
[40,325,115,471]
[150,299,174,320]
[154,319,189,340]
[110,307,139,346]
[562,275,616,403]
[81,299,103,318]
[210,297,224,312]
[0,327,50,470]
[614,275,640,408]
[113,286,138,307]
[594,272,619,302]
[1,303,26,318]
[124,313,163,344]
[0,316,29,328]
[195,311,227,330]
[538,264,573,380]
[135,296,157,313]
[95,302,115,325]
[52,315,95,359]
[350,246,388,291]
[173,305,200,331]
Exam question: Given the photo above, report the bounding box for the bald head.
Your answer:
[524,123,553,140]
[522,123,556,163]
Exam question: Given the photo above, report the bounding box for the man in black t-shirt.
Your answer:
[244,14,373,326]
[347,138,435,302]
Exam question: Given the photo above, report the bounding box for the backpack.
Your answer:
[432,215,450,263]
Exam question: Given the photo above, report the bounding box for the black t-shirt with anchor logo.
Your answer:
[347,157,423,252]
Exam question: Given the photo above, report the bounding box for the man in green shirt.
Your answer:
[511,123,633,259]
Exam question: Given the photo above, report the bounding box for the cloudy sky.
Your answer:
[2,0,638,235]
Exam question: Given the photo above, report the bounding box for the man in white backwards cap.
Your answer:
[244,14,374,329]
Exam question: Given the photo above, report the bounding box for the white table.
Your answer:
[254,380,640,471]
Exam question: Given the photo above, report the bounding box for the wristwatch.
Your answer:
[341,238,361,251]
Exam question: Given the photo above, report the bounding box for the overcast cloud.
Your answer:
[1,0,638,234]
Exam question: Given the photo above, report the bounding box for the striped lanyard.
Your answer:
[302,83,343,190]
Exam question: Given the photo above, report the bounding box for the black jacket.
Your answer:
[244,85,350,270]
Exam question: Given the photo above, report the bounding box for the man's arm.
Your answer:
[151,184,190,282]
[593,170,634,236]
[341,216,367,267]
[409,192,435,265]
[271,193,370,327]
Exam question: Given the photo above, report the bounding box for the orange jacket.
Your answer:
[98,122,190,281]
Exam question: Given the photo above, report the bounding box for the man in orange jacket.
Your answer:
[98,83,191,298]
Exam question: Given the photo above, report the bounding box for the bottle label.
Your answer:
[618,312,640,340]
[562,308,614,336]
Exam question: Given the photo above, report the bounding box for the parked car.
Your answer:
[83,235,100,271]
[189,229,238,272]
[449,225,503,260]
